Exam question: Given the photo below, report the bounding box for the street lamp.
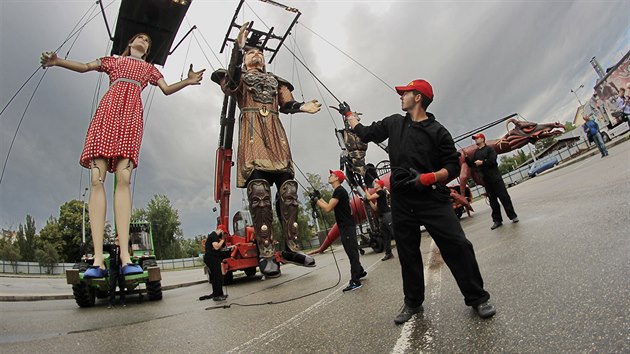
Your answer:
[571,84,584,106]
[81,187,88,256]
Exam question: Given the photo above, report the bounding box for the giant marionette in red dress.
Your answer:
[211,24,321,276]
[40,33,204,278]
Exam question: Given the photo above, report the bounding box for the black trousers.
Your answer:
[204,254,224,296]
[380,212,393,255]
[338,225,364,282]
[109,267,125,304]
[391,194,489,308]
[484,179,517,222]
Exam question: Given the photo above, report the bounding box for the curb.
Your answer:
[0,279,208,302]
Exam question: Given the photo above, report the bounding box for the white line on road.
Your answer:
[226,257,384,354]
[391,240,443,354]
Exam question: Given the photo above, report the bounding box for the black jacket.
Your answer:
[466,145,501,182]
[353,113,459,196]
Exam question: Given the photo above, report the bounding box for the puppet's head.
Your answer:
[122,33,152,60]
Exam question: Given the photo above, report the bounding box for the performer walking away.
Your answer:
[582,115,609,158]
[40,33,205,278]
[364,180,394,261]
[211,23,320,276]
[346,79,495,323]
[312,170,366,292]
[199,225,229,302]
[465,133,519,230]
[104,235,125,308]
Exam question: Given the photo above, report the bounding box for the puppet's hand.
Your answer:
[187,64,205,85]
[301,99,321,114]
[237,22,250,49]
[40,51,58,68]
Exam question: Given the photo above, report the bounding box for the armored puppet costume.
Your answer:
[211,24,320,276]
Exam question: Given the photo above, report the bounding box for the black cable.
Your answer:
[180,28,194,81]
[297,22,395,94]
[187,19,224,70]
[205,204,342,310]
[0,71,48,187]
[0,0,115,120]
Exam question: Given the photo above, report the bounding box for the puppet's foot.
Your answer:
[282,251,316,267]
[259,258,281,278]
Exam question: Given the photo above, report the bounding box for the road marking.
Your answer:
[226,257,383,354]
[391,240,442,354]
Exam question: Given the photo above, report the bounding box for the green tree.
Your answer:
[17,215,37,262]
[0,243,21,273]
[35,243,60,274]
[138,195,183,259]
[181,236,203,258]
[15,227,27,262]
[564,121,577,132]
[39,217,64,260]
[59,200,91,262]
[534,137,557,154]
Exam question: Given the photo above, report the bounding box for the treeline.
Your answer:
[0,173,337,271]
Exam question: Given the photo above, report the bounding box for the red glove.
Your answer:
[419,172,437,186]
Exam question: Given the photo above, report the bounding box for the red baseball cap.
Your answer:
[395,79,434,100]
[217,224,228,233]
[329,170,346,183]
[374,180,385,187]
[472,133,486,140]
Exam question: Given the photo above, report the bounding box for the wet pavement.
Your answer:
[1,139,628,353]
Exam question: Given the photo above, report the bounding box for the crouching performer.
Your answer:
[211,24,320,276]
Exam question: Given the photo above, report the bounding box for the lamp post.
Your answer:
[571,84,584,106]
[81,187,88,256]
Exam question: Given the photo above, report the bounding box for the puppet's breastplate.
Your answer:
[243,72,278,104]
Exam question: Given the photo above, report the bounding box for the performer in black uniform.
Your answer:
[466,133,519,230]
[104,235,125,308]
[313,170,366,292]
[200,225,228,301]
[364,180,394,261]
[347,79,495,324]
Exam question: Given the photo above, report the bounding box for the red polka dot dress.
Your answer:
[80,56,163,172]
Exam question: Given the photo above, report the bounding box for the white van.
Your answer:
[600,119,629,142]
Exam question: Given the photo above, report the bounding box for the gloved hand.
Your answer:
[405,168,437,191]
[338,102,352,118]
[309,190,321,204]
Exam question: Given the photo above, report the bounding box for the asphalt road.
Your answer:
[1,141,628,353]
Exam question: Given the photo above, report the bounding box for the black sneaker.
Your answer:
[199,294,214,301]
[474,300,496,318]
[342,281,362,292]
[394,304,424,325]
[359,271,368,279]
[381,253,394,261]
[213,295,228,302]
[490,221,503,230]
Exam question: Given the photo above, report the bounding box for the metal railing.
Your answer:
[0,257,206,275]
[469,140,593,199]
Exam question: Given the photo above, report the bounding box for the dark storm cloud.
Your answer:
[1,0,628,237]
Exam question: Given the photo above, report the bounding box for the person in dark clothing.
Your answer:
[312,170,366,292]
[347,79,495,324]
[104,235,125,308]
[199,225,228,302]
[466,133,519,230]
[364,180,394,261]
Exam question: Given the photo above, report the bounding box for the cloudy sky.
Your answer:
[1,0,628,237]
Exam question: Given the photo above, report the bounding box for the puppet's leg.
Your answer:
[279,180,315,267]
[247,179,279,276]
[88,159,108,269]
[114,159,134,265]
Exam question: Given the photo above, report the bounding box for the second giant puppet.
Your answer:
[211,24,321,276]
